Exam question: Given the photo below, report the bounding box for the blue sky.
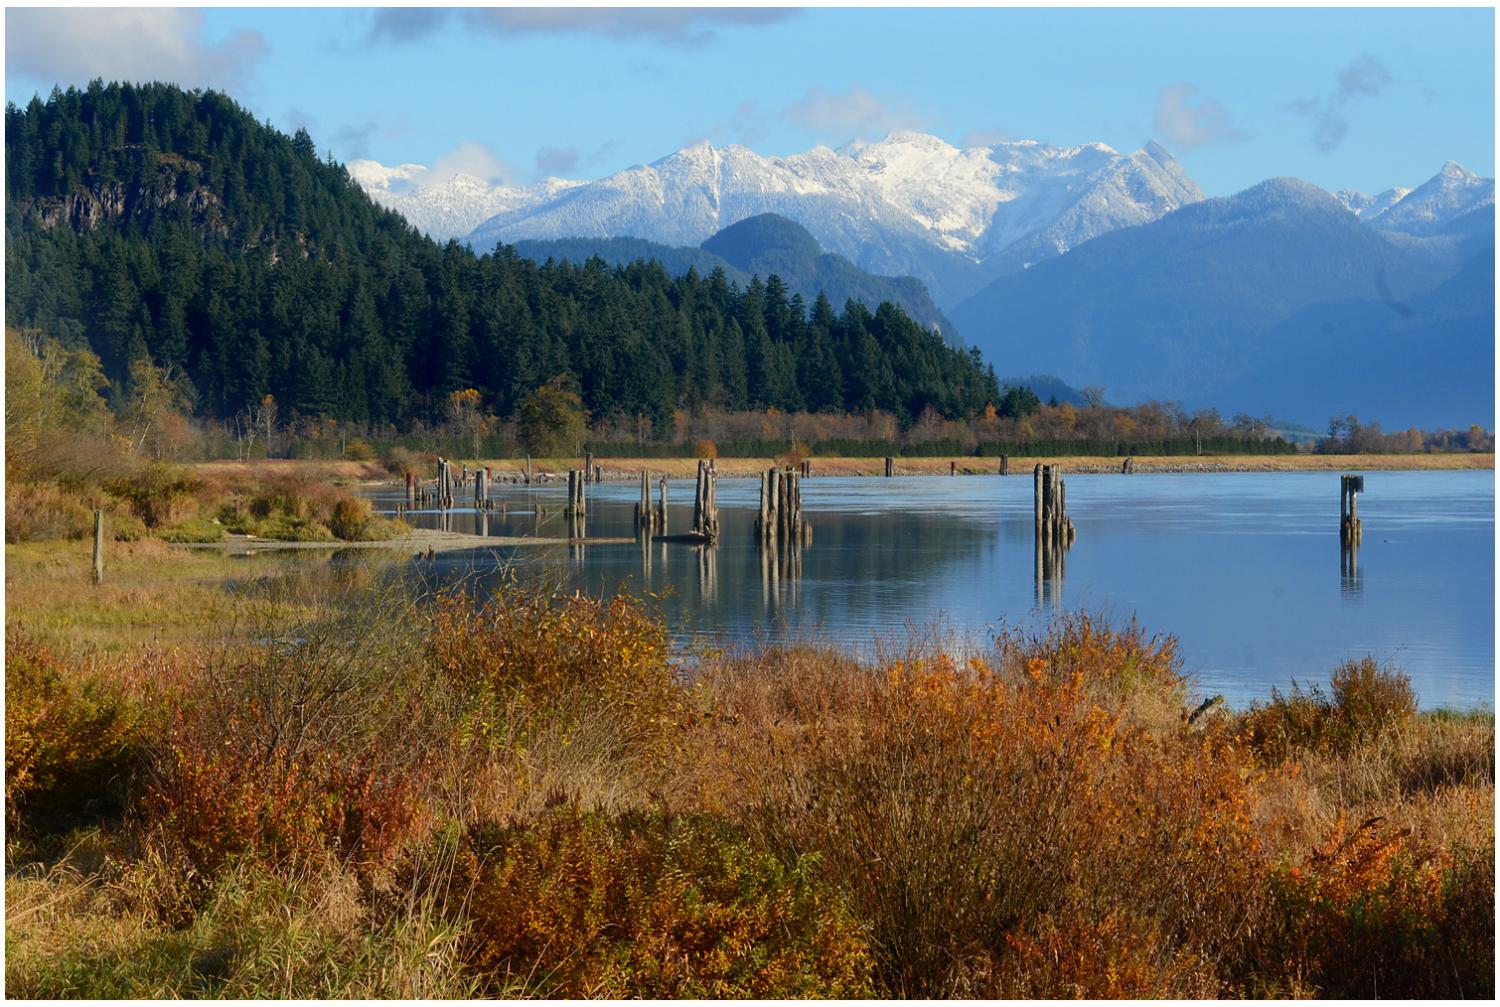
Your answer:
[5,7,1495,195]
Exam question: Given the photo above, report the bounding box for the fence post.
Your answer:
[92,510,104,585]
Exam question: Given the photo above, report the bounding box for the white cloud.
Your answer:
[369,8,793,46]
[6,8,267,90]
[355,140,514,193]
[425,140,514,187]
[1154,83,1248,151]
[781,86,929,142]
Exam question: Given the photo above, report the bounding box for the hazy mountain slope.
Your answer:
[515,214,957,338]
[949,177,1468,421]
[1223,249,1495,429]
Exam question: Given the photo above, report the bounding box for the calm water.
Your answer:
[372,470,1495,709]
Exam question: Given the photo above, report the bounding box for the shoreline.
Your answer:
[194,452,1494,485]
[174,528,636,554]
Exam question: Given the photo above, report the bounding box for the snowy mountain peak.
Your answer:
[351,131,1204,305]
[1364,162,1494,236]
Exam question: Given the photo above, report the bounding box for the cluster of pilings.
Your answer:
[756,467,810,548]
[1035,464,1076,548]
[1034,464,1075,600]
[692,460,720,543]
[565,469,587,538]
[1121,457,1136,474]
[999,454,1009,476]
[635,470,668,536]
[884,456,895,477]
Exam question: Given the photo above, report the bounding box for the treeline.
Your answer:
[5,81,999,434]
[1318,415,1495,454]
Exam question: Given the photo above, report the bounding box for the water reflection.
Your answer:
[1341,542,1362,597]
[371,470,1494,709]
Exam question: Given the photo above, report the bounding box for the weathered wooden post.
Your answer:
[884,456,894,477]
[585,452,594,484]
[1000,454,1009,477]
[525,455,532,485]
[92,510,104,585]
[1034,464,1043,540]
[405,471,415,505]
[756,474,768,543]
[475,467,488,509]
[637,470,652,534]
[657,476,668,534]
[1340,474,1364,546]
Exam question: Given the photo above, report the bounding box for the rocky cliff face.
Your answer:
[25,161,227,237]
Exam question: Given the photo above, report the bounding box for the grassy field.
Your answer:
[5,538,1493,998]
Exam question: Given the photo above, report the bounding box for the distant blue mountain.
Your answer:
[952,177,1494,429]
[516,214,958,340]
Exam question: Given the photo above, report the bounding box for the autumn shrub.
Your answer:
[1266,815,1494,997]
[428,582,683,807]
[5,634,144,832]
[328,497,372,540]
[144,580,451,875]
[5,480,95,542]
[703,621,1269,997]
[456,807,874,997]
[107,463,205,528]
[343,437,376,461]
[992,612,1189,726]
[381,446,431,478]
[1241,658,1417,760]
[693,438,718,460]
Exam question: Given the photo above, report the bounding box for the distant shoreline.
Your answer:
[196,452,1495,484]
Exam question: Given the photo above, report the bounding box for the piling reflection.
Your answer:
[1340,542,1362,597]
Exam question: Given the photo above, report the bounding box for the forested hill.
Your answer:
[5,82,999,429]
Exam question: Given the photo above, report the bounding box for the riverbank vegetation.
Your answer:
[5,329,404,546]
[6,551,1492,998]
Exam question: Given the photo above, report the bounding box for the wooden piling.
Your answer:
[658,476,668,534]
[884,456,894,477]
[585,452,594,484]
[92,510,104,585]
[525,455,532,485]
[1340,474,1364,546]
[1000,454,1009,477]
[950,460,957,476]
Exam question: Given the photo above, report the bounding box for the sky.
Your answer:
[4,6,1495,197]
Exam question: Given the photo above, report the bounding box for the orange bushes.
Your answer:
[4,634,145,831]
[429,584,682,773]
[1241,658,1418,759]
[700,624,1269,997]
[143,593,446,875]
[456,807,874,997]
[1267,816,1494,997]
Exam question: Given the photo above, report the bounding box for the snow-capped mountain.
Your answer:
[456,132,1203,307]
[1335,186,1411,221]
[348,159,583,242]
[1335,162,1493,236]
